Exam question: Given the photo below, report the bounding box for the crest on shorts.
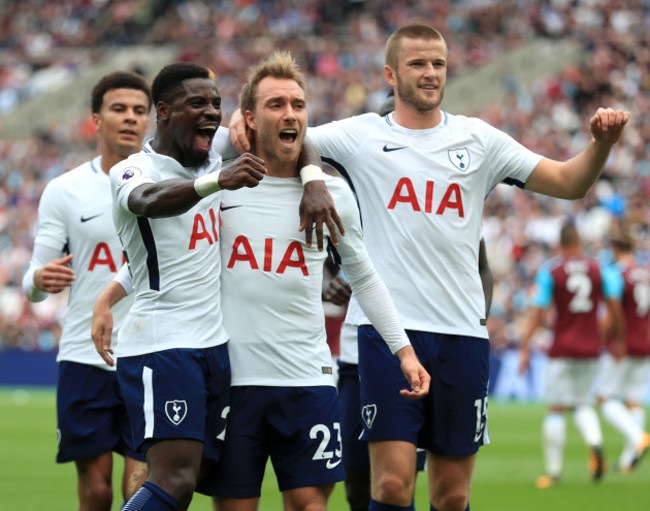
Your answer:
[361,404,377,429]
[448,148,470,172]
[165,400,187,425]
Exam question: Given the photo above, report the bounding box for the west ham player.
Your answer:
[596,227,650,472]
[210,51,429,511]
[226,22,631,511]
[518,222,623,488]
[21,71,151,511]
[102,62,345,511]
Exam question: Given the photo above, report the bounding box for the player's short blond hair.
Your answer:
[239,51,307,115]
[385,23,447,70]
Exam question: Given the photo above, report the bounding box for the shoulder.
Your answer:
[110,151,154,182]
[42,159,94,193]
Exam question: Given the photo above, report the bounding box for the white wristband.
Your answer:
[300,164,324,185]
[194,170,222,197]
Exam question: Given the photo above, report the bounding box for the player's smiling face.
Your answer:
[164,77,221,168]
[247,76,307,167]
[94,88,150,159]
[391,37,447,113]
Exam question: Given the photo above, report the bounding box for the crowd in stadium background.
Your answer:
[1,0,649,399]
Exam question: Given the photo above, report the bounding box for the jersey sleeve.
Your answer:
[481,120,544,189]
[211,126,240,160]
[602,264,624,299]
[110,159,155,213]
[32,179,68,251]
[307,114,372,165]
[22,243,66,302]
[531,264,554,308]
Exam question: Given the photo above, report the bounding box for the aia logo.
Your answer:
[226,236,309,276]
[387,177,465,217]
[165,400,188,425]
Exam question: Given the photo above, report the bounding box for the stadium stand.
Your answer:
[1,1,649,400]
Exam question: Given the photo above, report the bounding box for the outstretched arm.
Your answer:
[525,107,630,199]
[126,153,267,218]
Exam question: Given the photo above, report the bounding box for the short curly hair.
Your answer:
[91,71,152,114]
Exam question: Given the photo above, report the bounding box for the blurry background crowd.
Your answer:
[1,0,649,397]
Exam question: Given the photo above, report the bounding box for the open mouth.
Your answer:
[279,129,297,147]
[195,125,217,152]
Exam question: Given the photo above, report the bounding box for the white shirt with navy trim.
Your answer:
[308,112,542,339]
[23,156,132,368]
[110,135,228,357]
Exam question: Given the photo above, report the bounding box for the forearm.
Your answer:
[128,179,203,218]
[343,258,410,354]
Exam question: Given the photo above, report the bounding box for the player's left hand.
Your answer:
[589,107,630,146]
[299,181,345,251]
[396,345,430,399]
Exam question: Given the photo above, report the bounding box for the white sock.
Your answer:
[573,406,603,447]
[601,399,643,445]
[629,406,646,430]
[543,412,566,477]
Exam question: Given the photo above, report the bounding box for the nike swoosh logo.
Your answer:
[382,144,407,152]
[80,213,102,223]
[326,458,342,469]
[220,205,242,211]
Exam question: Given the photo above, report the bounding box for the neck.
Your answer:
[392,104,442,130]
[256,149,299,178]
[100,148,136,175]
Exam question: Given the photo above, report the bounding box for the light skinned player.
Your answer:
[230,23,630,511]
[208,51,428,511]
[22,71,151,511]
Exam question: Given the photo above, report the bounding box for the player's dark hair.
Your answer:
[91,71,152,113]
[151,63,215,106]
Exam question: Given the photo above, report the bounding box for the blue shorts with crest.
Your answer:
[117,345,230,463]
[207,385,345,498]
[56,361,144,463]
[358,326,490,456]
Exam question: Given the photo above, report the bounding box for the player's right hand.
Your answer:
[228,109,251,153]
[34,254,75,293]
[396,345,430,399]
[92,298,115,367]
[517,347,530,375]
[219,153,267,190]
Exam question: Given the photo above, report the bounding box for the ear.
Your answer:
[384,64,397,88]
[244,109,256,132]
[156,101,169,121]
[91,112,101,134]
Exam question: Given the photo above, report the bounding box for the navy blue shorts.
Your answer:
[117,345,230,463]
[207,385,345,498]
[358,326,490,456]
[56,361,143,463]
[338,362,427,471]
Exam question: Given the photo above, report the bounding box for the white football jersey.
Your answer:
[110,138,228,357]
[309,112,542,339]
[219,174,405,386]
[24,156,132,368]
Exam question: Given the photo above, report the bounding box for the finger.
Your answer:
[333,212,346,237]
[315,223,325,252]
[304,224,313,247]
[326,219,339,247]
